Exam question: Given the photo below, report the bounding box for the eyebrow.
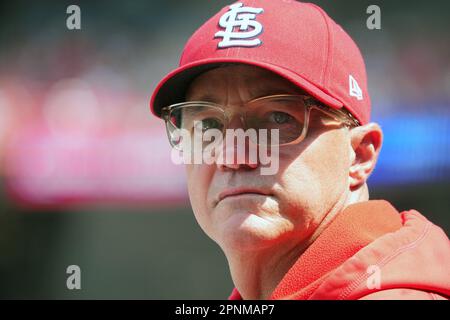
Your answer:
[188,88,306,104]
[187,94,221,103]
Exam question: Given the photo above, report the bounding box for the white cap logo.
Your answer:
[214,2,264,49]
[349,75,363,100]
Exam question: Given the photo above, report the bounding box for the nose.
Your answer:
[215,115,259,172]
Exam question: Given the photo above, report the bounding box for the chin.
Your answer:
[216,208,293,252]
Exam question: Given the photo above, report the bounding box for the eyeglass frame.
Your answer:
[161,94,360,149]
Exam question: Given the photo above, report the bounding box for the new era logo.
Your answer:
[349,75,363,100]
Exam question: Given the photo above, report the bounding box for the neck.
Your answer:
[227,239,308,300]
[226,186,369,300]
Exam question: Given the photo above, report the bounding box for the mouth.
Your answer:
[216,188,272,205]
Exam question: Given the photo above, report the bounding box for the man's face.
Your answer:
[184,65,353,254]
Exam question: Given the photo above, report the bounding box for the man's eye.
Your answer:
[194,118,223,131]
[269,112,294,124]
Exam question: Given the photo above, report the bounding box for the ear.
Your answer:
[348,123,383,190]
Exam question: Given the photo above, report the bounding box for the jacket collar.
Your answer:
[229,200,402,300]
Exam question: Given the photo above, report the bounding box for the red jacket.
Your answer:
[228,200,450,300]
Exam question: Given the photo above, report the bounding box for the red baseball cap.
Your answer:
[150,0,370,125]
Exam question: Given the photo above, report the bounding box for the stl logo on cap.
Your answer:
[214,2,264,49]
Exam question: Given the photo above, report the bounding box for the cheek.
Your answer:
[276,129,350,227]
[185,164,216,237]
[312,130,351,195]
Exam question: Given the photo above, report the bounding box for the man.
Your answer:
[149,0,450,300]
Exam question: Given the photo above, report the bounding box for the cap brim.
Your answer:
[150,58,344,117]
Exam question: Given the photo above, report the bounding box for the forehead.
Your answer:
[186,64,304,102]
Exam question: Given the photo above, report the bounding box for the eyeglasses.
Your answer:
[161,94,360,150]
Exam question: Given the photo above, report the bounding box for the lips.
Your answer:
[217,188,271,204]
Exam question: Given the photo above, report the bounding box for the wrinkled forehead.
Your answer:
[185,64,306,104]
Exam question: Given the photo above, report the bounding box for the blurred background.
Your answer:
[0,0,449,299]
